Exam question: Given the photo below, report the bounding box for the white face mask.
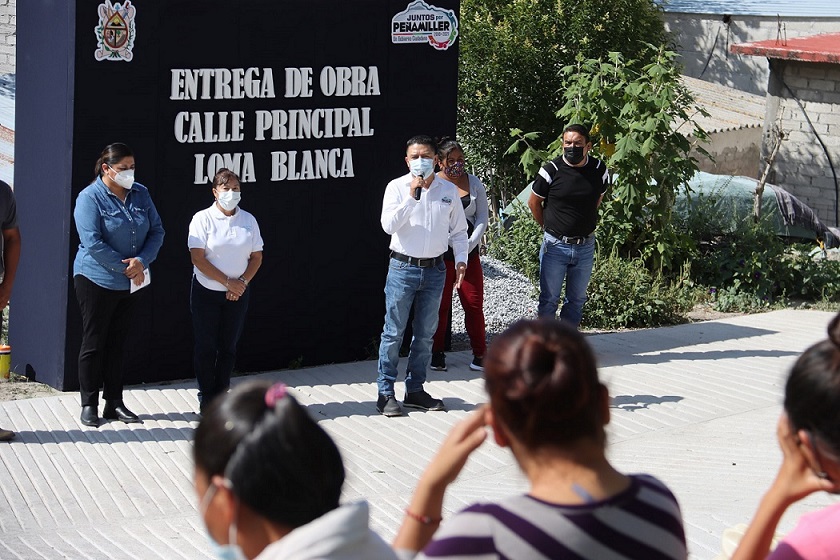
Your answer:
[216,191,241,212]
[110,167,135,189]
[409,157,435,179]
[199,482,247,560]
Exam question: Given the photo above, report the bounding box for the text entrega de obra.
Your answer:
[169,66,381,184]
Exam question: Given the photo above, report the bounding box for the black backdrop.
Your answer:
[16,0,459,390]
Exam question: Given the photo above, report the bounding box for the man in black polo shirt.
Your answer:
[527,124,609,327]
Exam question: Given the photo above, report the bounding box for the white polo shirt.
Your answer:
[188,203,264,291]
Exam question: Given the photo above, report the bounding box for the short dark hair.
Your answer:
[484,318,604,449]
[563,124,591,143]
[94,142,133,180]
[406,135,437,155]
[785,312,840,458]
[211,168,240,188]
[193,380,345,528]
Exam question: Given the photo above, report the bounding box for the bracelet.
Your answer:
[224,278,230,288]
[404,509,441,525]
[238,275,249,286]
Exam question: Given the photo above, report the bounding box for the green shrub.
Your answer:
[784,249,840,301]
[487,202,542,286]
[688,211,791,303]
[582,249,692,329]
[710,286,771,313]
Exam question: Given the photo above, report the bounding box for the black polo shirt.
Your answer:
[531,155,609,237]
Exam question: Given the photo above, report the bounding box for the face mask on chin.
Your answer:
[563,146,585,165]
[109,167,135,189]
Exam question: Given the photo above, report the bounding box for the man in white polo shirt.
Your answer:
[376,135,469,417]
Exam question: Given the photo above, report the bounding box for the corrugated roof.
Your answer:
[658,0,840,17]
[680,76,766,134]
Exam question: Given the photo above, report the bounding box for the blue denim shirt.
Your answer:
[73,177,166,290]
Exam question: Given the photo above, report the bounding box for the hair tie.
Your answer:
[265,382,287,408]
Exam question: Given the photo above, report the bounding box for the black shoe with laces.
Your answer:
[376,394,403,417]
[470,355,484,371]
[430,351,447,371]
[403,390,445,411]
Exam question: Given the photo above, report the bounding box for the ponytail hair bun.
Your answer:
[484,318,605,449]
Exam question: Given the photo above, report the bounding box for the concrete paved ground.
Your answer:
[0,309,837,559]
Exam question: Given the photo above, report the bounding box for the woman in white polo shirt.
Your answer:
[188,168,264,412]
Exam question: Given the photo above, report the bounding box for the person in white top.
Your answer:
[194,380,397,560]
[376,135,469,417]
[188,168,264,412]
[429,138,489,374]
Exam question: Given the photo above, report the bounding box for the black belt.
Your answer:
[545,229,593,245]
[390,251,444,268]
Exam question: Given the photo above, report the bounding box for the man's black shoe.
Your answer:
[103,402,141,423]
[376,394,403,417]
[403,390,445,411]
[80,405,99,427]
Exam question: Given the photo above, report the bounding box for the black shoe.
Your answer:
[470,355,484,371]
[80,405,99,427]
[430,352,447,371]
[376,394,403,417]
[403,390,445,411]
[103,402,140,423]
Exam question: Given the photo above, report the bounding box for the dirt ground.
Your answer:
[0,372,60,402]
[0,304,745,404]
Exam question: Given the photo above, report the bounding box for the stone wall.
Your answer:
[762,60,840,227]
[693,127,763,178]
[0,0,13,75]
[663,13,840,96]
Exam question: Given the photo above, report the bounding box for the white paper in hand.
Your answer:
[130,268,151,293]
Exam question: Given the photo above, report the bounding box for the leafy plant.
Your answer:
[486,201,542,287]
[510,45,710,273]
[582,249,692,329]
[459,0,669,208]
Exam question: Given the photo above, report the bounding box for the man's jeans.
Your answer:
[377,258,446,396]
[537,232,596,327]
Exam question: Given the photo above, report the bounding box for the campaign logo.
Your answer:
[391,1,459,51]
[94,1,136,62]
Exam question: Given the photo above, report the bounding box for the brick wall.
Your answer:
[763,60,840,227]
[0,0,13,74]
[663,13,840,96]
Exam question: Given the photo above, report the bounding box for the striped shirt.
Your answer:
[418,474,687,560]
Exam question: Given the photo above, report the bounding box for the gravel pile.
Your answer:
[448,256,537,351]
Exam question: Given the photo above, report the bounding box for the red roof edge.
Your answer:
[731,32,840,64]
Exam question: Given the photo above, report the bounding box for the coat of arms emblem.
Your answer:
[94,1,136,62]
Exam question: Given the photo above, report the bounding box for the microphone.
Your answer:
[414,175,423,200]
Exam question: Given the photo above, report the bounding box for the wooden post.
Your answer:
[755,130,784,222]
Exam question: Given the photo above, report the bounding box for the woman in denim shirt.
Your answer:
[73,143,165,427]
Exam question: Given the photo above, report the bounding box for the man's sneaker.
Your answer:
[469,355,484,371]
[376,394,403,417]
[430,351,447,371]
[403,390,445,411]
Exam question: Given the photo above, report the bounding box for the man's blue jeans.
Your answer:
[537,232,596,327]
[377,258,446,396]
